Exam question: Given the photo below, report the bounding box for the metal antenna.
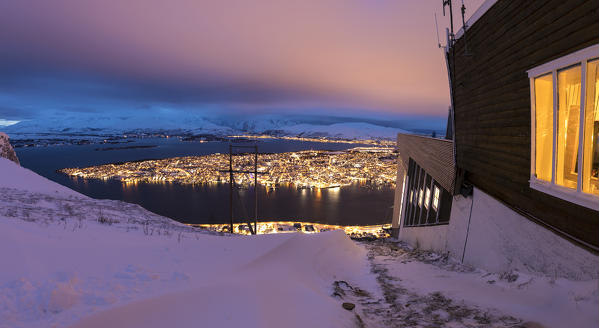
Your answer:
[460,0,467,28]
[442,0,454,46]
[434,12,443,49]
[460,0,472,56]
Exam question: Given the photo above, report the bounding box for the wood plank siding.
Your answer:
[450,0,599,249]
[397,133,455,194]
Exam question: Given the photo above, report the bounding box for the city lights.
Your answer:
[60,147,398,189]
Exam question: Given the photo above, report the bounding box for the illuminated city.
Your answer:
[60,147,397,189]
[190,221,391,238]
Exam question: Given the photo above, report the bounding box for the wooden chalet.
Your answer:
[392,0,599,278]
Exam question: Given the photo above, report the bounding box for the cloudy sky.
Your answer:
[0,0,484,125]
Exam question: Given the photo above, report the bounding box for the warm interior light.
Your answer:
[583,59,599,194]
[556,65,581,189]
[535,74,553,181]
[432,186,440,211]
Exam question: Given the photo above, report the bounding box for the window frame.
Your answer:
[528,43,599,211]
[402,158,451,228]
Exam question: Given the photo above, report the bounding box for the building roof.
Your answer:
[455,0,498,40]
[396,133,455,194]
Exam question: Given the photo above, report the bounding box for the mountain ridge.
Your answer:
[4,113,411,140]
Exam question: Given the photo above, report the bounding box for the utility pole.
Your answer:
[229,144,234,233]
[222,142,264,235]
[254,144,258,233]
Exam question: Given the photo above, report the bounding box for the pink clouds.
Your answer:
[0,0,485,115]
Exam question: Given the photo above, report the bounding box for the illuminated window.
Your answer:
[534,74,553,182]
[528,43,599,210]
[556,65,581,189]
[432,186,440,211]
[583,59,599,195]
[403,158,452,227]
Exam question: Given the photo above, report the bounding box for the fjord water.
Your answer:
[15,138,394,225]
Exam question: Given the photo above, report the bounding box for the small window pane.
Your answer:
[583,59,599,195]
[432,186,440,211]
[535,73,554,182]
[418,188,423,207]
[424,187,431,209]
[556,65,581,189]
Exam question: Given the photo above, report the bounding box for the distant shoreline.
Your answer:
[95,145,157,151]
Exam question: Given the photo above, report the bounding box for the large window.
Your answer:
[402,158,452,227]
[583,59,599,195]
[556,65,581,189]
[529,44,599,210]
[534,73,553,182]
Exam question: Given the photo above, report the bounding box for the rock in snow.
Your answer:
[0,132,19,164]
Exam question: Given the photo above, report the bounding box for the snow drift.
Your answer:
[0,157,373,328]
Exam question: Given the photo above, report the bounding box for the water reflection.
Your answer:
[16,138,394,226]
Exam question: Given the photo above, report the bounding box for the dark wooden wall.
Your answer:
[451,0,599,250]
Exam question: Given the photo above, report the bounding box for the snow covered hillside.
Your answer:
[0,157,376,328]
[1,156,598,328]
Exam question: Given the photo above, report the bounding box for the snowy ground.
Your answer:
[1,157,598,328]
[344,241,599,328]
[0,158,376,328]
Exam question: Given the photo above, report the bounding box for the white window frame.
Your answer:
[528,43,599,211]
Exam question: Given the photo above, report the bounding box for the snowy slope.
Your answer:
[0,158,376,328]
[352,243,599,328]
[2,157,597,328]
[0,157,79,196]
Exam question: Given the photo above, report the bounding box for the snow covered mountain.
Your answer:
[281,122,402,139]
[3,111,233,136]
[4,111,409,141]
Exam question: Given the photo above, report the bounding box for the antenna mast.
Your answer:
[434,12,443,49]
[442,0,455,46]
[460,0,472,56]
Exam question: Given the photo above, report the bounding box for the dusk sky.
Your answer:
[0,0,484,125]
